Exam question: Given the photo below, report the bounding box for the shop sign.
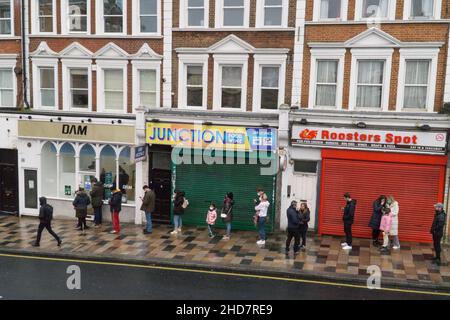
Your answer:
[146,122,277,151]
[291,125,447,154]
[134,145,147,163]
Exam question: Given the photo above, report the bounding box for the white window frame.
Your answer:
[213,54,248,111]
[96,0,127,35]
[215,0,250,28]
[0,59,16,108]
[253,54,286,112]
[178,54,209,110]
[32,58,58,110]
[31,0,57,35]
[349,48,393,111]
[312,0,348,21]
[255,0,289,28]
[308,48,345,109]
[396,48,439,113]
[61,0,91,35]
[132,60,161,109]
[96,60,128,114]
[62,59,92,112]
[0,0,14,36]
[403,0,442,20]
[132,0,161,35]
[354,0,396,21]
[179,0,209,28]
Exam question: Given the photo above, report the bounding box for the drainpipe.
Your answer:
[21,0,30,109]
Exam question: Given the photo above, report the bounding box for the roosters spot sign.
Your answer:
[292,126,447,154]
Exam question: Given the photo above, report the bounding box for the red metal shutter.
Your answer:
[318,149,447,243]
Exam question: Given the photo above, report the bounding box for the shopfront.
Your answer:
[290,125,448,243]
[146,121,278,231]
[17,119,137,222]
[0,148,18,215]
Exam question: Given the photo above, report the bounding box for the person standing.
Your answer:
[379,206,392,253]
[387,196,400,249]
[140,185,156,235]
[33,197,61,247]
[341,193,356,250]
[430,203,446,266]
[369,195,387,246]
[221,192,234,240]
[73,187,90,232]
[255,193,270,246]
[285,200,300,254]
[298,202,311,250]
[206,203,217,238]
[90,178,104,227]
[109,187,122,234]
[171,191,186,235]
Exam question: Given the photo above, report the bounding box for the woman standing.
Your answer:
[369,195,387,246]
[72,187,90,233]
[171,191,186,235]
[298,202,311,250]
[387,195,400,250]
[255,193,270,246]
[221,192,234,240]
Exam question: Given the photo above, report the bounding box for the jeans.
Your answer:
[286,228,300,252]
[225,222,231,236]
[344,222,352,246]
[299,224,308,247]
[392,235,400,247]
[94,206,102,225]
[207,224,215,236]
[112,212,120,233]
[145,211,153,232]
[433,233,443,260]
[174,215,182,229]
[258,217,266,241]
[36,221,60,244]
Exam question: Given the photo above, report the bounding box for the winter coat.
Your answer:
[379,213,392,232]
[430,210,447,236]
[90,182,104,208]
[173,193,185,215]
[221,197,234,223]
[343,199,356,224]
[299,208,311,228]
[38,197,53,223]
[255,201,270,218]
[369,199,385,229]
[286,206,300,229]
[109,190,122,213]
[73,191,90,218]
[389,201,399,236]
[140,189,156,213]
[206,209,217,225]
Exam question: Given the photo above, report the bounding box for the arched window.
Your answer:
[59,142,76,198]
[100,145,116,200]
[119,147,135,203]
[79,144,96,191]
[41,142,57,197]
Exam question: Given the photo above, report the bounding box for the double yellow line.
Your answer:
[0,252,449,297]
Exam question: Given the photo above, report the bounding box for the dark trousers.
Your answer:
[286,228,300,252]
[344,222,353,246]
[36,221,60,244]
[94,206,102,225]
[299,224,308,247]
[433,233,443,260]
[78,217,87,230]
[372,229,381,242]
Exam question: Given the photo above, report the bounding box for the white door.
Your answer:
[290,161,318,229]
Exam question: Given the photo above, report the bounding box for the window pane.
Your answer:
[187,66,202,86]
[405,60,429,85]
[140,16,157,32]
[0,1,11,18]
[224,8,244,26]
[59,143,76,198]
[188,8,205,26]
[224,0,244,5]
[356,86,382,108]
[404,87,427,108]
[100,145,116,200]
[79,144,96,172]
[264,8,282,25]
[70,69,88,89]
[140,0,157,14]
[261,89,279,109]
[0,69,12,88]
[119,147,135,203]
[221,88,241,108]
[105,92,123,109]
[411,0,433,17]
[317,60,337,83]
[362,0,388,18]
[69,0,87,14]
[0,20,11,34]
[140,92,157,107]
[105,69,123,90]
[70,16,87,32]
[222,67,242,87]
[320,0,341,19]
[41,142,57,197]
[187,87,203,107]
[40,68,54,89]
[39,0,53,14]
[261,67,279,87]
[140,70,156,91]
[316,84,337,106]
[39,17,53,32]
[41,89,55,106]
[72,90,88,108]
[357,60,384,84]
[105,17,123,32]
[189,0,204,6]
[104,0,123,15]
[0,89,13,106]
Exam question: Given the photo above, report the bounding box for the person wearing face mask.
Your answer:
[205,203,217,238]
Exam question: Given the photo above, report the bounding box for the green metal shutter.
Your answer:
[172,152,277,232]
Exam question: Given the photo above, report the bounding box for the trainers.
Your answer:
[170,230,178,235]
[57,240,62,247]
[392,246,400,250]
[222,235,230,240]
[342,245,352,250]
[257,240,266,246]
[177,227,182,233]
[208,234,215,238]
[300,245,306,251]
[341,242,348,247]
[109,230,117,234]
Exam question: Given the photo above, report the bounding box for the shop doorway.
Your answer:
[291,160,318,229]
[149,146,172,224]
[24,169,38,210]
[0,149,18,215]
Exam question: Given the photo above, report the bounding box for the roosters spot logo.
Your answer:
[300,129,318,140]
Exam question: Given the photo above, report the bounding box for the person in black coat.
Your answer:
[285,200,301,254]
[369,195,387,246]
[73,188,91,232]
[341,193,356,250]
[109,187,122,234]
[299,202,311,249]
[171,191,186,235]
[430,203,447,266]
[33,197,61,247]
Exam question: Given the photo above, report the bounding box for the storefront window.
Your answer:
[79,144,96,191]
[59,142,76,198]
[119,147,135,203]
[100,145,116,200]
[41,142,57,197]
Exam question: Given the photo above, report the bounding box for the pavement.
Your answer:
[0,214,449,292]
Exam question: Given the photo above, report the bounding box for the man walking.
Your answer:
[341,193,356,251]
[430,203,446,266]
[285,200,301,254]
[140,185,156,235]
[34,197,61,247]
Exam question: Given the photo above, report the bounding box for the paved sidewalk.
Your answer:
[0,215,449,291]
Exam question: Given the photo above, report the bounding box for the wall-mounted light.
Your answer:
[81,120,85,123]
[203,121,213,126]
[50,119,53,122]
[151,119,160,123]
[28,116,32,120]
[300,118,308,125]
[356,122,366,128]
[87,118,92,123]
[419,124,431,131]
[58,117,62,121]
[117,120,122,124]
[111,121,115,124]
[27,142,32,148]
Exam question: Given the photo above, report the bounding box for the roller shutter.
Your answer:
[319,149,447,243]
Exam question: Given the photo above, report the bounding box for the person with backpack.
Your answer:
[90,178,104,227]
[33,197,61,247]
[171,191,187,235]
[109,187,122,234]
[73,187,91,232]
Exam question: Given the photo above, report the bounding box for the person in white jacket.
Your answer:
[387,195,400,249]
[255,193,270,246]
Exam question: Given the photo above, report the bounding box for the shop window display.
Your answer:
[59,142,76,198]
[118,147,135,203]
[100,145,116,200]
[41,142,57,197]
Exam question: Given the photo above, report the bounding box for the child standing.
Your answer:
[206,203,217,238]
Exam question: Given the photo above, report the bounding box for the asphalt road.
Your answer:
[0,253,448,300]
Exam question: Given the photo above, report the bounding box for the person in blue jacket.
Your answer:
[285,200,301,254]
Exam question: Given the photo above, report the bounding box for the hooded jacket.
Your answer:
[430,210,446,235]
[73,191,90,210]
[299,207,311,228]
[38,197,53,223]
[343,199,357,224]
[90,182,104,208]
[109,189,122,213]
